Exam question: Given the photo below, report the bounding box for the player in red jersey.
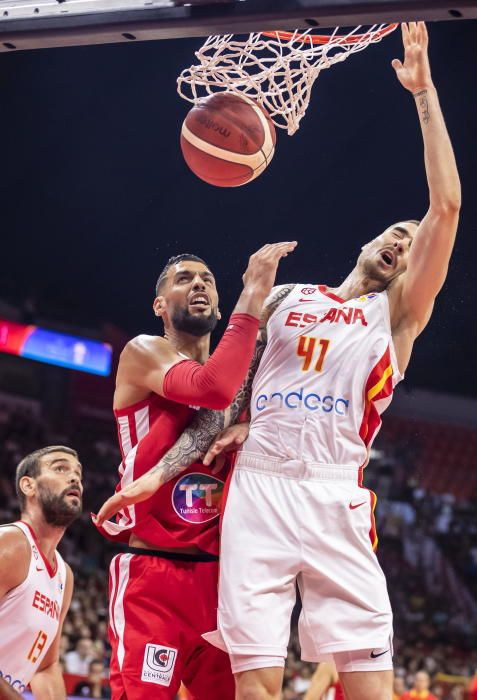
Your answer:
[0,446,82,700]
[93,243,296,700]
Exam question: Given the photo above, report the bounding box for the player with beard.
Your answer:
[95,23,460,700]
[0,446,82,700]
[92,243,296,700]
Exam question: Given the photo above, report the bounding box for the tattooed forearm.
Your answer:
[148,284,297,485]
[151,408,227,486]
[414,89,431,124]
[229,283,296,423]
[229,334,266,424]
[263,284,296,321]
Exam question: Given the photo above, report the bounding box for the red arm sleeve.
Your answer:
[162,313,260,410]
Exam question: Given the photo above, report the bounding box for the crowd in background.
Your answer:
[1,402,476,699]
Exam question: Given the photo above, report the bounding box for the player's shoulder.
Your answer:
[0,524,30,554]
[0,525,31,588]
[262,284,297,326]
[120,335,175,366]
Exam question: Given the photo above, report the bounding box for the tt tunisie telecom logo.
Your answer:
[172,473,224,524]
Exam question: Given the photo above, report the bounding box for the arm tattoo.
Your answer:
[152,408,227,486]
[414,89,431,124]
[229,283,296,423]
[149,283,296,486]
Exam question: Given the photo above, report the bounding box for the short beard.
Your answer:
[170,307,218,337]
[38,484,82,528]
[360,259,391,290]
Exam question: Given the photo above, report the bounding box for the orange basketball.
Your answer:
[180,92,276,187]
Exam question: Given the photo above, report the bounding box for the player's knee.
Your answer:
[235,670,282,700]
[237,684,280,700]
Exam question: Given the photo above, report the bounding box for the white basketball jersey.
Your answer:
[242,284,403,471]
[0,521,66,693]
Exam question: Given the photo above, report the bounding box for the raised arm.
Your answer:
[390,22,461,333]
[93,284,296,526]
[117,243,296,411]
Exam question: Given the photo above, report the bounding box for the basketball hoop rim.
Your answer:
[261,24,399,45]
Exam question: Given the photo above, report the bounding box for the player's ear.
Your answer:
[217,308,222,321]
[19,476,36,500]
[153,296,166,318]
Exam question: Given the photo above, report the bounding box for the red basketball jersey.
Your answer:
[96,394,228,555]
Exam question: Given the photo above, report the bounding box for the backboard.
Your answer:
[0,0,476,52]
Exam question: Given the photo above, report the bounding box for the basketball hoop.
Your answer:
[177,24,398,135]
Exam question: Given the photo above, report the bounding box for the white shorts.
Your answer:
[204,453,393,664]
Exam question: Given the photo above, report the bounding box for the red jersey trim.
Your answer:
[318,285,345,304]
[359,346,394,447]
[20,521,58,578]
[113,396,153,418]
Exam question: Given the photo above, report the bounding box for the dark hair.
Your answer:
[89,659,104,672]
[15,446,78,510]
[155,254,210,296]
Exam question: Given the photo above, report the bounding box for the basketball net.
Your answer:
[177,24,398,135]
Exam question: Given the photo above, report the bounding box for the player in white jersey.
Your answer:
[0,446,82,699]
[93,22,460,700]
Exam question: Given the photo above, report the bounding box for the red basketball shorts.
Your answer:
[108,552,234,700]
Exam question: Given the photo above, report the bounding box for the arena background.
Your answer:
[0,15,476,700]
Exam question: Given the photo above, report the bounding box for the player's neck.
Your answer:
[332,267,388,301]
[165,328,211,364]
[21,510,65,565]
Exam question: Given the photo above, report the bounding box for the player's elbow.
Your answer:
[201,387,234,410]
[432,190,461,216]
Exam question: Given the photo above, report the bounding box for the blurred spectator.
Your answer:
[401,671,438,700]
[74,659,111,698]
[394,675,408,699]
[64,637,96,675]
[469,670,477,700]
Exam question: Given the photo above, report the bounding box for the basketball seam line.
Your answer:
[182,117,274,173]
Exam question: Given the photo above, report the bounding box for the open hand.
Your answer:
[392,22,433,93]
[204,422,250,467]
[92,470,162,527]
[242,242,297,301]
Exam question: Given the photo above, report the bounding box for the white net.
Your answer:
[177,25,397,135]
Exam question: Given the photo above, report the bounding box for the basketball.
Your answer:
[180,92,276,187]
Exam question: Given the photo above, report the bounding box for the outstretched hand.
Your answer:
[92,470,163,527]
[392,22,433,93]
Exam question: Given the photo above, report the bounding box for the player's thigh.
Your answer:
[109,553,186,700]
[297,482,392,659]
[217,468,301,655]
[339,670,393,700]
[182,643,234,700]
[235,666,284,700]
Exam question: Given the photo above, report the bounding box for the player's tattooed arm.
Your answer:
[229,283,296,423]
[148,408,227,484]
[152,283,297,468]
[93,284,296,525]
